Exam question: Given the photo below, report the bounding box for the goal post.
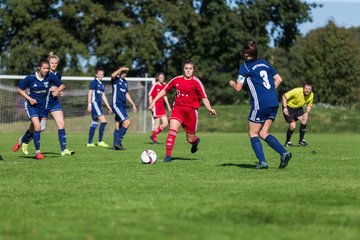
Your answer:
[0,75,155,134]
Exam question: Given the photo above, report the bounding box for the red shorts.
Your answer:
[152,103,166,118]
[170,105,198,134]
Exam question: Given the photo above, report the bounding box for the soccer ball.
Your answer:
[140,149,157,164]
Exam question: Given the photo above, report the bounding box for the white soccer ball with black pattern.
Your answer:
[140,149,157,164]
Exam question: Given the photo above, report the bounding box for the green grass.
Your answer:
[0,132,359,240]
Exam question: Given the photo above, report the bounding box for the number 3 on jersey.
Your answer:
[260,70,271,89]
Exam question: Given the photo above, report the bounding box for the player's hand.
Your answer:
[108,108,113,114]
[119,66,129,71]
[87,105,91,112]
[59,91,64,97]
[209,109,217,118]
[132,105,137,113]
[229,80,236,88]
[29,98,37,105]
[283,107,289,116]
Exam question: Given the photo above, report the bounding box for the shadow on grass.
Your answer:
[218,163,255,169]
[171,157,198,161]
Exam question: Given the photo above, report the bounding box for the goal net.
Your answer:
[0,75,155,134]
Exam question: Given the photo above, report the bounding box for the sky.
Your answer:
[299,0,360,35]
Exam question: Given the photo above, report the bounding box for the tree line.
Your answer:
[1,0,359,109]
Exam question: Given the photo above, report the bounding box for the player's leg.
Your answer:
[112,106,128,150]
[159,115,169,134]
[118,119,130,146]
[31,116,44,159]
[248,121,268,169]
[52,110,75,156]
[150,117,160,144]
[164,119,181,162]
[298,113,309,146]
[40,117,47,132]
[13,123,33,155]
[97,115,109,147]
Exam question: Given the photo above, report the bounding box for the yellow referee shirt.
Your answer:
[284,87,314,108]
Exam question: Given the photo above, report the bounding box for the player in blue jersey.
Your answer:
[14,53,75,157]
[16,58,63,160]
[110,66,137,150]
[229,40,292,169]
[87,69,112,147]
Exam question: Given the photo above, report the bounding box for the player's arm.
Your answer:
[148,95,153,106]
[111,66,129,80]
[229,73,245,92]
[164,95,172,112]
[17,88,36,105]
[125,92,137,113]
[148,89,166,109]
[50,84,65,97]
[87,89,93,112]
[102,93,112,113]
[273,74,283,89]
[201,97,217,117]
[282,95,289,116]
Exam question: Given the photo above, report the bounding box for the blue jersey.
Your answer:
[45,71,63,109]
[238,59,279,109]
[18,72,61,108]
[89,78,105,106]
[111,76,128,108]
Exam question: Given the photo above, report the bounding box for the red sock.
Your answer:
[152,128,159,142]
[165,129,177,157]
[192,136,199,144]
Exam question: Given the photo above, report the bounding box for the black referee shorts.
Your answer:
[283,106,304,123]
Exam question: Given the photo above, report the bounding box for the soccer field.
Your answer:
[0,133,359,240]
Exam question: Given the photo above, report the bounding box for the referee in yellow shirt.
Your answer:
[282,82,314,147]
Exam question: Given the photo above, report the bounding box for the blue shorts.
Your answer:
[248,106,278,124]
[42,100,62,118]
[25,102,43,119]
[112,105,128,122]
[91,102,104,121]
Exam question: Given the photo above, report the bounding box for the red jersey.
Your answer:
[149,82,166,108]
[165,75,207,109]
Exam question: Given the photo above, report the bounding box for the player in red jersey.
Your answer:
[148,72,172,144]
[149,60,217,162]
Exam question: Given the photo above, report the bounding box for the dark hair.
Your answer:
[242,40,258,60]
[304,81,313,87]
[155,72,165,82]
[38,58,49,68]
[182,59,194,70]
[96,69,104,74]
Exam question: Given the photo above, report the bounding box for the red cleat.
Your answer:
[13,143,21,152]
[35,152,45,160]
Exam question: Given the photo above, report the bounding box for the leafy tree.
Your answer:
[288,21,360,109]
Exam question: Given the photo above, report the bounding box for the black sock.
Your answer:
[286,128,294,143]
[299,124,307,142]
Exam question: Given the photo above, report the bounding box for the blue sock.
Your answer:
[265,134,286,155]
[88,122,98,144]
[118,126,128,144]
[113,129,120,146]
[21,130,33,144]
[58,128,67,151]
[33,131,41,151]
[99,122,107,142]
[250,137,266,163]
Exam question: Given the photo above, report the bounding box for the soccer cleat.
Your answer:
[21,143,29,155]
[191,137,200,153]
[255,161,268,169]
[299,140,308,146]
[61,149,75,156]
[163,156,172,162]
[113,144,125,150]
[35,152,45,160]
[279,152,292,169]
[87,143,96,147]
[97,141,109,148]
[149,135,158,144]
[285,141,293,147]
[13,143,21,152]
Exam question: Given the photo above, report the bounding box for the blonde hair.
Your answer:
[48,51,60,62]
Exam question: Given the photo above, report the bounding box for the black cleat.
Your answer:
[255,162,268,169]
[279,152,292,169]
[299,140,308,146]
[285,141,293,147]
[191,137,200,153]
[163,156,172,162]
[113,144,125,150]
